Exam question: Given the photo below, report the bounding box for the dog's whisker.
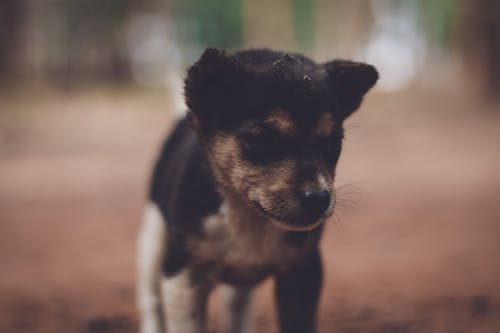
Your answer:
[331,211,344,229]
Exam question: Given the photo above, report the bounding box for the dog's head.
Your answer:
[185,48,378,231]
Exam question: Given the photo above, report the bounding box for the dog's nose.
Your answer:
[300,190,331,217]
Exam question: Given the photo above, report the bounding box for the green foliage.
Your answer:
[418,0,456,48]
[292,0,315,52]
[173,0,243,50]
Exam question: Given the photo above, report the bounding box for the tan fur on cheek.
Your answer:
[208,135,262,196]
[208,135,302,218]
[208,135,241,183]
[246,160,297,213]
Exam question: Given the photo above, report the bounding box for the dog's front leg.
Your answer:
[161,269,212,333]
[274,249,323,333]
[223,285,253,333]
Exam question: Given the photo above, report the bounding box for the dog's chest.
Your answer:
[192,202,301,284]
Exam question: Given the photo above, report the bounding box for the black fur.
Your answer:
[275,249,323,333]
[147,48,378,332]
[150,118,222,275]
[184,48,378,133]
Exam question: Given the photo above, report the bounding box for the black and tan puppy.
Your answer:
[137,48,378,333]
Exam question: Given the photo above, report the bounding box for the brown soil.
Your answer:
[1,86,499,332]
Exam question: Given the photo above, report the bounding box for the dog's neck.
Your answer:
[218,188,276,232]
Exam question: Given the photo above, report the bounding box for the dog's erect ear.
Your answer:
[184,48,243,119]
[324,60,378,121]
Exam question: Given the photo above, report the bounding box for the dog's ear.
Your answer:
[324,60,378,121]
[184,48,243,121]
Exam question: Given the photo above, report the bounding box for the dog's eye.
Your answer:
[239,132,287,164]
[243,133,278,151]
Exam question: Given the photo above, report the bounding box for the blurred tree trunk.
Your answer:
[0,0,26,80]
[243,0,294,50]
[0,0,135,84]
[314,0,373,61]
[461,0,500,103]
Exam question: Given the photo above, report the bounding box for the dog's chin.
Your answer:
[253,202,327,232]
[269,218,326,232]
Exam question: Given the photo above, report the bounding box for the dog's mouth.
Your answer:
[253,202,331,232]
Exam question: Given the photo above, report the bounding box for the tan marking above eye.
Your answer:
[265,109,296,135]
[315,112,335,137]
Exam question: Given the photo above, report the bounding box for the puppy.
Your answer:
[137,48,378,333]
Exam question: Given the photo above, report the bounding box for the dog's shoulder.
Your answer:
[149,117,222,230]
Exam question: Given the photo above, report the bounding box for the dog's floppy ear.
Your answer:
[324,60,378,121]
[184,48,243,121]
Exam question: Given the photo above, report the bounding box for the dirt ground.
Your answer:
[1,86,499,332]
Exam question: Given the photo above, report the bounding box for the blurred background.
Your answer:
[0,0,499,332]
